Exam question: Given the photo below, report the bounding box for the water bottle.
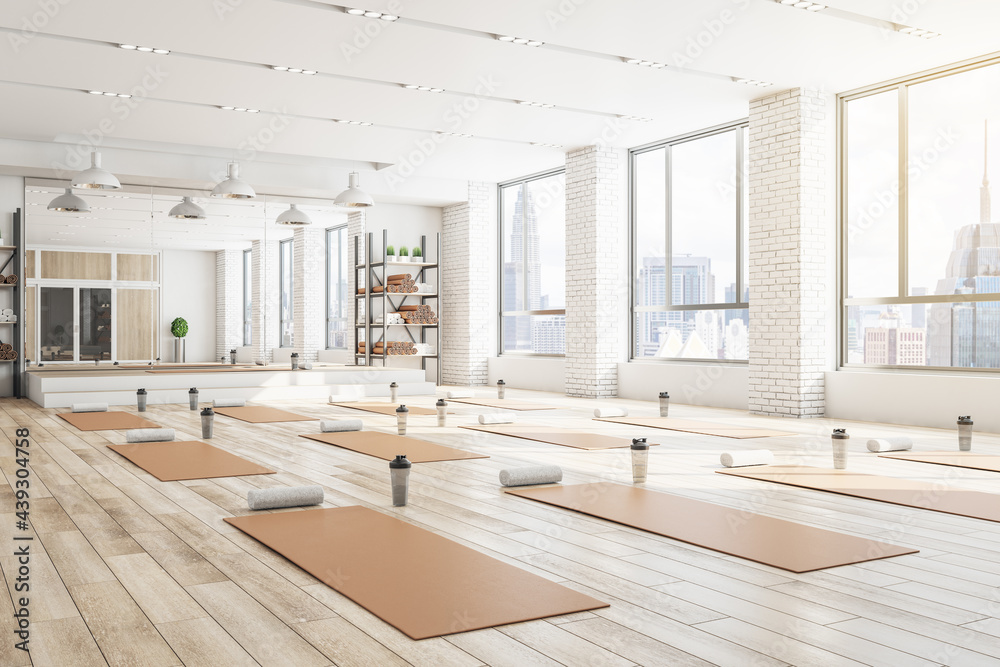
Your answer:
[658,392,670,417]
[389,455,412,506]
[396,405,409,435]
[201,407,214,439]
[631,438,649,484]
[136,388,147,412]
[188,387,199,410]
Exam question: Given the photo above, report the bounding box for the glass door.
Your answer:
[79,288,112,361]
[39,287,75,361]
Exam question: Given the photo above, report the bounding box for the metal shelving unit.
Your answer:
[353,230,441,385]
[0,209,23,397]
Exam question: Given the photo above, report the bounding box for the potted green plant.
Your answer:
[386,245,395,261]
[171,317,188,363]
[411,246,422,262]
[398,246,409,263]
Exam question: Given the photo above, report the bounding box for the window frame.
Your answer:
[838,51,1000,373]
[628,119,750,363]
[497,167,567,357]
[325,224,348,349]
[242,248,252,347]
[278,238,293,348]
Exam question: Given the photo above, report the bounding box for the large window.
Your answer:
[842,57,1000,369]
[499,170,566,354]
[631,122,749,361]
[242,248,252,346]
[279,239,293,347]
[326,226,348,348]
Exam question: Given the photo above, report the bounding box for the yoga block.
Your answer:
[499,465,563,487]
[126,428,175,443]
[320,419,363,432]
[248,485,324,510]
[720,450,774,468]
[72,403,108,413]
[867,437,913,452]
[479,412,517,425]
[213,398,246,408]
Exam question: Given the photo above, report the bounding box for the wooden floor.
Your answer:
[2,390,1000,667]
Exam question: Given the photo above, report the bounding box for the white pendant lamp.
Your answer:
[211,162,256,199]
[47,188,90,213]
[168,196,207,219]
[275,203,312,225]
[72,151,121,190]
[334,171,374,208]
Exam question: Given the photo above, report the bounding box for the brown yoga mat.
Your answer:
[225,506,607,639]
[594,416,796,439]
[331,402,438,416]
[107,441,275,482]
[879,451,1000,474]
[718,465,1000,523]
[505,483,916,573]
[300,431,487,463]
[460,424,651,451]
[449,398,557,411]
[57,411,161,431]
[213,406,317,423]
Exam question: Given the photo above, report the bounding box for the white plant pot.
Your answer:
[397,256,410,262]
[386,256,396,262]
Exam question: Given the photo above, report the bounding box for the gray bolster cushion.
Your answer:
[499,465,563,487]
[125,428,175,443]
[320,419,364,432]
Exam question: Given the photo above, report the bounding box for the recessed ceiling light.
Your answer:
[119,44,137,50]
[898,25,940,38]
[733,77,773,87]
[622,57,668,69]
[619,114,653,122]
[271,64,320,75]
[777,0,826,9]
[402,83,444,93]
[334,118,373,126]
[118,43,169,54]
[437,131,473,139]
[346,8,399,21]
[219,106,261,113]
[531,142,563,149]
[346,8,365,15]
[518,100,555,109]
[496,34,543,47]
[88,90,132,98]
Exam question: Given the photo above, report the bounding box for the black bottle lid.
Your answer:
[958,416,973,425]
[137,388,147,395]
[189,387,198,393]
[659,391,669,398]
[390,454,411,469]
[631,437,649,450]
[832,428,849,439]
[396,404,409,413]
[436,398,446,406]
[201,407,214,416]
[497,379,505,385]
[390,382,398,388]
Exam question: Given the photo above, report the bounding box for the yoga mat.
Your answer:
[879,451,1000,474]
[718,465,1000,523]
[58,411,161,431]
[225,506,607,639]
[300,431,487,463]
[213,406,317,423]
[505,483,917,573]
[331,402,437,416]
[594,416,796,439]
[460,424,647,451]
[450,398,557,411]
[107,441,275,482]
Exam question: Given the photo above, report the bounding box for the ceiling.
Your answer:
[2,0,999,193]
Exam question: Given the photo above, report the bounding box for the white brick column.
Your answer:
[748,88,830,417]
[346,211,365,355]
[251,240,279,363]
[564,146,624,398]
[215,249,242,360]
[442,182,491,386]
[292,226,324,362]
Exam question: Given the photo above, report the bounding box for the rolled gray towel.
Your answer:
[447,390,474,399]
[302,362,313,370]
[72,403,108,413]
[125,428,175,443]
[720,450,774,468]
[500,465,563,487]
[320,419,363,432]
[213,398,246,407]
[867,437,913,453]
[594,407,628,418]
[479,412,516,425]
[248,485,324,510]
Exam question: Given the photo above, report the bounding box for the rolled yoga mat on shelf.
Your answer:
[126,428,175,443]
[213,398,246,408]
[594,407,628,418]
[499,465,563,487]
[72,402,108,413]
[447,390,474,399]
[478,412,517,425]
[867,437,913,452]
[320,419,364,432]
[720,450,775,468]
[247,485,324,510]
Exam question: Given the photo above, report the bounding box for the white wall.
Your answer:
[0,175,24,396]
[161,249,216,362]
[488,356,565,393]
[618,362,749,410]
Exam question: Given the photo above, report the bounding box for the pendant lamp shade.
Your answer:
[275,203,312,225]
[47,188,90,213]
[168,196,207,219]
[72,151,121,190]
[211,162,256,199]
[334,171,374,208]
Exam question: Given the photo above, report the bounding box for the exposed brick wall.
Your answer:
[292,226,324,362]
[564,146,624,398]
[251,240,279,363]
[215,249,243,360]
[441,182,491,386]
[748,88,830,417]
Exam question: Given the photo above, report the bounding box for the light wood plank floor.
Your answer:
[2,390,999,666]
